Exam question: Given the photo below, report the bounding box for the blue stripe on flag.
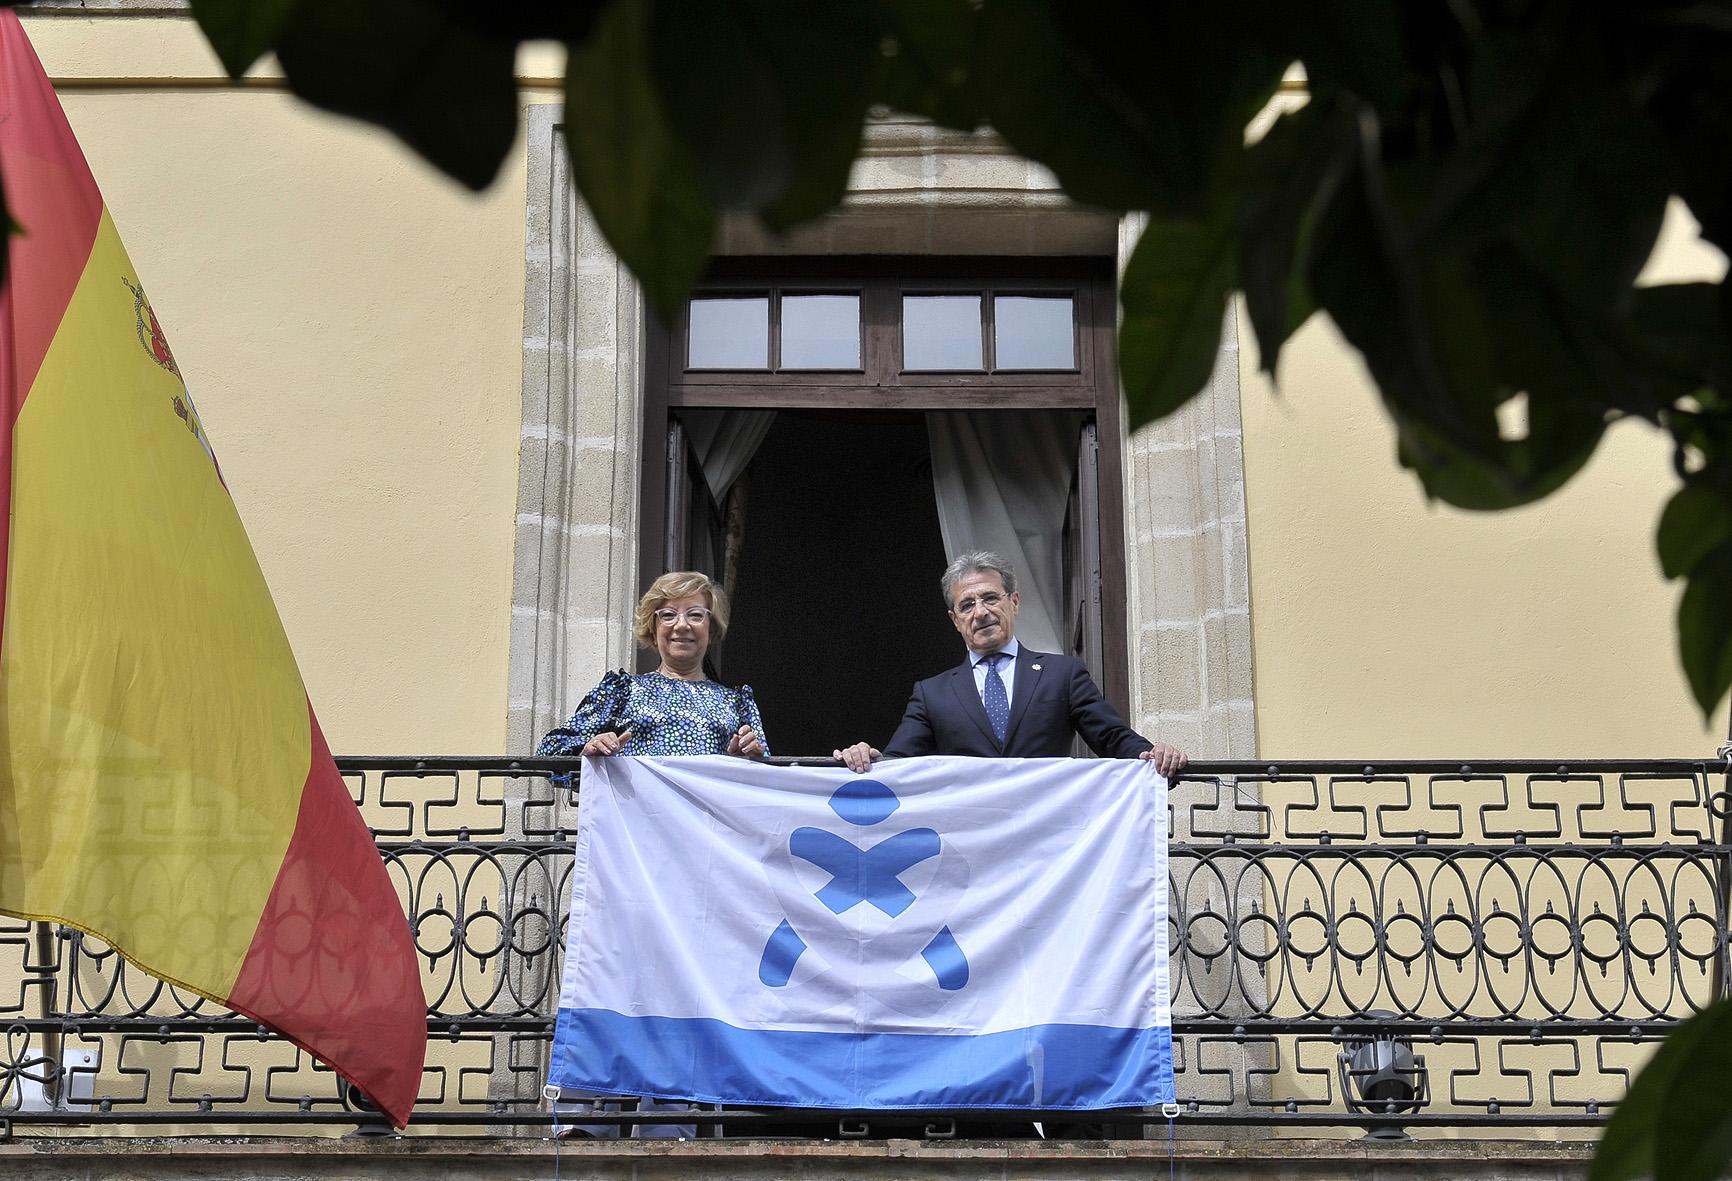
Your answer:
[549,1008,1175,1110]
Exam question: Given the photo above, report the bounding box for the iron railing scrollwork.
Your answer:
[1,755,1727,1138]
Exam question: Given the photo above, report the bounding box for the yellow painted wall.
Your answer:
[28,13,1724,763]
[1241,203,1732,758]
[24,15,559,754]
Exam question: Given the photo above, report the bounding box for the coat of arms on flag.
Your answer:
[551,755,1175,1110]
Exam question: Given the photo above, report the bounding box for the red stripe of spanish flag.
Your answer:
[0,12,425,1126]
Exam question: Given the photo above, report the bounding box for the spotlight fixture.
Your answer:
[1336,1011,1428,1140]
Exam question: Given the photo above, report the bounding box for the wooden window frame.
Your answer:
[642,256,1131,715]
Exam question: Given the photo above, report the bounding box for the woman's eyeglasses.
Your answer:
[653,606,713,626]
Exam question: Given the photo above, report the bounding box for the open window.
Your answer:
[642,259,1128,754]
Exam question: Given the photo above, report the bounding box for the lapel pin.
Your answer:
[1031,663,1042,671]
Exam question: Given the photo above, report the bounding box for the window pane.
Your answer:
[994,295,1075,369]
[781,294,860,369]
[903,295,983,370]
[687,296,769,369]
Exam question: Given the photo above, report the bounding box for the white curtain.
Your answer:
[926,411,1082,656]
[682,410,777,501]
[678,410,776,607]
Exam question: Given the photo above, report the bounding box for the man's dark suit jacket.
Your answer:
[881,647,1152,759]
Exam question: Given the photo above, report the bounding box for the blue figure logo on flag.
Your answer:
[759,779,969,992]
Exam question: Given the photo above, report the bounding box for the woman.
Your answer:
[537,570,767,761]
[538,571,765,1139]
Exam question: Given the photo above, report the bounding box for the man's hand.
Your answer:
[581,730,633,756]
[1138,743,1187,776]
[833,741,880,773]
[727,725,765,759]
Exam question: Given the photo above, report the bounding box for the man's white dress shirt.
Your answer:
[968,638,1020,708]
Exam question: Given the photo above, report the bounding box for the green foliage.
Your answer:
[175,2,1732,724]
[194,0,523,190]
[970,2,1284,218]
[868,0,980,131]
[1659,481,1732,581]
[563,0,714,318]
[647,1,878,233]
[1119,209,1236,425]
[1235,99,1345,374]
[1679,543,1732,715]
[1592,1000,1732,1181]
[185,0,300,77]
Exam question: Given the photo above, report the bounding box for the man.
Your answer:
[835,551,1187,774]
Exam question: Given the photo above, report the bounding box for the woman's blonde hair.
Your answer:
[632,571,729,649]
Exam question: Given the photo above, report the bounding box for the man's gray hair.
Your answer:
[940,551,1018,607]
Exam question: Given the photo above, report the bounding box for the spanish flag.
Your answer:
[0,13,425,1126]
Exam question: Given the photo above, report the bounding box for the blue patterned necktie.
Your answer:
[982,652,1010,744]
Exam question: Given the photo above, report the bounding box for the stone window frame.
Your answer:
[508,106,645,756]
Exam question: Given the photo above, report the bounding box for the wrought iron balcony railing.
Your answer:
[2,755,1728,1139]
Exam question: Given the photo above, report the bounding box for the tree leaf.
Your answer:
[1659,481,1732,580]
[971,0,1285,217]
[271,0,518,191]
[187,0,302,78]
[1643,14,1732,259]
[1119,210,1235,431]
[1623,284,1732,408]
[1590,1003,1732,1181]
[1375,243,1616,510]
[424,0,606,43]
[1678,544,1732,718]
[1655,994,1732,1181]
[1237,99,1354,377]
[647,0,877,230]
[1393,402,1605,512]
[1268,0,1415,113]
[1315,206,1610,512]
[1417,8,1607,252]
[869,0,981,131]
[563,0,715,319]
[1310,132,1507,469]
[1504,114,1668,325]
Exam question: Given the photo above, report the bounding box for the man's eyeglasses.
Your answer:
[953,592,1007,615]
[653,606,713,626]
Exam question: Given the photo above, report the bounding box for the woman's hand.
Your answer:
[727,725,765,759]
[581,730,633,756]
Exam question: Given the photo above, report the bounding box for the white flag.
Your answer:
[549,755,1175,1110]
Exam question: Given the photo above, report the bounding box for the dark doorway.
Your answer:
[722,412,958,757]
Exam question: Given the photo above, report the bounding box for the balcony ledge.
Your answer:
[0,1135,1598,1179]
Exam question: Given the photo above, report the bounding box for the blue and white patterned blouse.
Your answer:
[535,669,771,758]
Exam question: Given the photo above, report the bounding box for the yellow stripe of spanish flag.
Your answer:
[0,12,424,1125]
